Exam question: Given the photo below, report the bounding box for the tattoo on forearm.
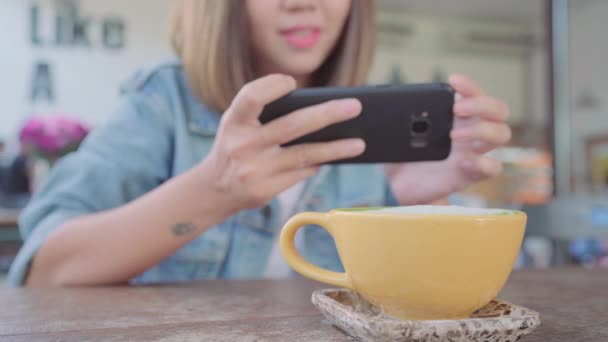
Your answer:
[171,223,197,236]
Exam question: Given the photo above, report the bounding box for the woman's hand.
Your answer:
[385,74,512,205]
[199,74,365,215]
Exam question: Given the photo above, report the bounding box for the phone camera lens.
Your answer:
[411,120,430,135]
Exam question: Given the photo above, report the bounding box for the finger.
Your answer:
[259,98,362,147]
[449,74,485,98]
[458,140,500,155]
[263,167,319,196]
[451,121,512,146]
[226,74,296,124]
[459,156,503,180]
[453,96,510,122]
[276,138,365,171]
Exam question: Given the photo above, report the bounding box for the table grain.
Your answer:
[0,268,606,341]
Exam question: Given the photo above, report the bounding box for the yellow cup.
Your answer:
[280,207,526,320]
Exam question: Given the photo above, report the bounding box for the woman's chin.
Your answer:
[277,62,325,83]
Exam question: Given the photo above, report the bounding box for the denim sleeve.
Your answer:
[384,178,400,206]
[7,85,174,286]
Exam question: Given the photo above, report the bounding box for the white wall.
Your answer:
[569,0,608,192]
[1,1,548,146]
[369,11,541,126]
[0,0,173,140]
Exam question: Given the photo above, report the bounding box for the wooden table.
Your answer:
[0,268,606,341]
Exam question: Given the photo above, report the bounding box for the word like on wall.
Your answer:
[29,0,127,104]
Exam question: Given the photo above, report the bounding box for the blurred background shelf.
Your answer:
[0,208,21,279]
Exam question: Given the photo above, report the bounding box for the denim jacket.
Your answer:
[7,59,398,286]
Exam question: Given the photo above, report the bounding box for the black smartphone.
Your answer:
[259,83,455,164]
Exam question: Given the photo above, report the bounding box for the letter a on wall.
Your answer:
[30,62,55,103]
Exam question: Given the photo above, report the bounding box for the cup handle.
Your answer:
[280,212,353,289]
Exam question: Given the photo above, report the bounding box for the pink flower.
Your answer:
[19,115,90,155]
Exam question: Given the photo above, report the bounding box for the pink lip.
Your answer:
[280,25,322,49]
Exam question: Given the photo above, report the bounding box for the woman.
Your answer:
[8,0,511,287]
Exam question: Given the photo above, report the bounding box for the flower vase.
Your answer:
[31,157,51,192]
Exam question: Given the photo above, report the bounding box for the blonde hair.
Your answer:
[171,0,376,113]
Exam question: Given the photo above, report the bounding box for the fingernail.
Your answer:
[472,140,484,152]
[284,75,296,87]
[348,139,366,154]
[341,99,362,115]
[449,74,463,84]
[454,101,474,115]
[451,128,472,139]
[460,159,475,171]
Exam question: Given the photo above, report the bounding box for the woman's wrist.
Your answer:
[182,161,241,225]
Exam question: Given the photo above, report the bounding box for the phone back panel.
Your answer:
[259,83,455,164]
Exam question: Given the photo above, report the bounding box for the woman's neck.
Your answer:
[293,75,311,88]
[254,63,311,88]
